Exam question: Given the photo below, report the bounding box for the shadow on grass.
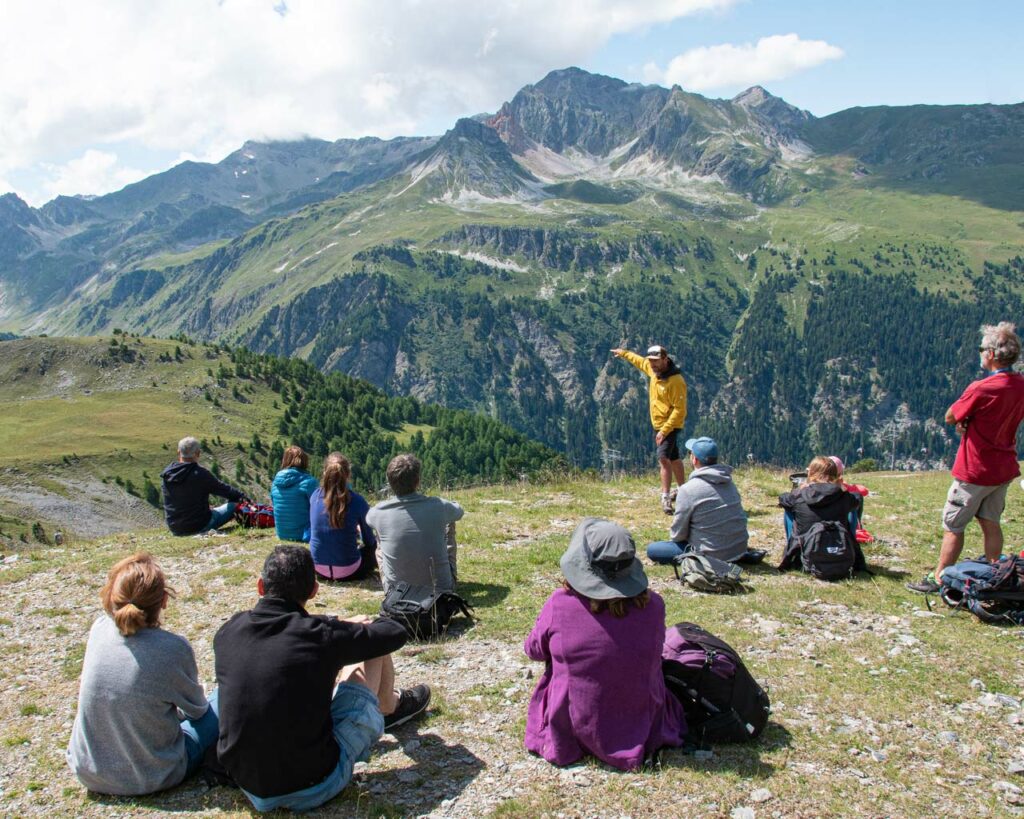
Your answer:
[739,561,782,576]
[89,733,485,817]
[865,563,911,580]
[458,581,511,609]
[349,731,484,815]
[658,721,793,777]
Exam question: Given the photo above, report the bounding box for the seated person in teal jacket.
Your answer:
[270,446,320,542]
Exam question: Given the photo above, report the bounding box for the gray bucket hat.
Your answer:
[559,518,649,600]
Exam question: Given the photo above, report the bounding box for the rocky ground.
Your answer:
[2,469,1024,817]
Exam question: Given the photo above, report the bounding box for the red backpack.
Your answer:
[234,503,275,529]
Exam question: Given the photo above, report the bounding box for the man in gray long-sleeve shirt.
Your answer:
[366,454,464,594]
[645,436,749,565]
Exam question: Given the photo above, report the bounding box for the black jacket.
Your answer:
[778,482,860,537]
[213,597,408,798]
[160,461,245,535]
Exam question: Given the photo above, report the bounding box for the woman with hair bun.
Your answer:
[66,553,217,795]
[308,452,377,581]
[270,445,320,542]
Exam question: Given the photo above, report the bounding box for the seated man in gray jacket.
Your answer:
[646,436,749,565]
[366,454,463,594]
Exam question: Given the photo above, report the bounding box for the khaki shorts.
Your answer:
[942,479,1011,533]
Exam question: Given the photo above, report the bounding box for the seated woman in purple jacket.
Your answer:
[524,518,685,771]
[308,452,377,582]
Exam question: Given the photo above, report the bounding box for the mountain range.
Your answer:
[2,67,1022,469]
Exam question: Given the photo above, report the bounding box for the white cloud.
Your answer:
[0,0,738,205]
[652,33,844,92]
[40,150,155,201]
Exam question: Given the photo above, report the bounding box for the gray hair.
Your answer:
[178,436,201,459]
[980,322,1021,365]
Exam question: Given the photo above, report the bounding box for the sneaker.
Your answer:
[383,684,431,730]
[661,495,674,515]
[906,573,940,594]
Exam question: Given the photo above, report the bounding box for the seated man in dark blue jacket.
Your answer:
[161,436,246,535]
[214,546,430,812]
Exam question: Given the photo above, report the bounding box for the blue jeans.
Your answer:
[783,510,859,541]
[647,540,692,565]
[242,682,384,812]
[182,689,220,777]
[202,503,238,532]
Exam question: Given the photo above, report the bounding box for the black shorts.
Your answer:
[655,428,681,462]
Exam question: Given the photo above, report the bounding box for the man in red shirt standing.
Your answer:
[908,322,1024,593]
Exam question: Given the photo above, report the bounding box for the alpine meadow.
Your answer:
[2,23,1024,819]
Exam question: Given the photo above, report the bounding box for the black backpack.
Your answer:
[778,520,866,581]
[380,581,474,640]
[662,622,770,745]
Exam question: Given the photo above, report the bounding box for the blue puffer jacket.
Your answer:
[270,468,320,542]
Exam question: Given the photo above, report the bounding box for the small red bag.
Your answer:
[234,503,275,529]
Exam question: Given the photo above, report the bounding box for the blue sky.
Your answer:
[588,0,1024,115]
[1,0,1021,206]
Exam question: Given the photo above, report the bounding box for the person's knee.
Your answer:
[646,541,680,564]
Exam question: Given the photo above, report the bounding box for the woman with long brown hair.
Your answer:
[271,445,320,541]
[67,553,217,795]
[308,452,377,581]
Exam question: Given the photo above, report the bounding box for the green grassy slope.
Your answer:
[2,467,1023,816]
[0,335,562,545]
[0,335,285,542]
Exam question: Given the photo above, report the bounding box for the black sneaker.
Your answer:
[906,573,940,594]
[383,684,431,730]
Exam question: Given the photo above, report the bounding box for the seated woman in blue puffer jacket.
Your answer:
[269,446,319,541]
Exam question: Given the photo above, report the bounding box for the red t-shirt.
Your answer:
[950,371,1024,485]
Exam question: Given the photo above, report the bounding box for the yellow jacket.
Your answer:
[620,351,687,435]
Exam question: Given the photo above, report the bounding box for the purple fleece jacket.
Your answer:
[524,588,685,770]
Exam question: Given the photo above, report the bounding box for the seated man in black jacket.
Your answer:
[161,436,246,535]
[214,546,430,812]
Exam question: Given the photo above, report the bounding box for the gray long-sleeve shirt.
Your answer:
[66,615,209,795]
[670,464,749,562]
[367,492,464,594]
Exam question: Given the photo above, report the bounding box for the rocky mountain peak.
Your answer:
[733,85,814,129]
[531,66,628,99]
[0,192,38,227]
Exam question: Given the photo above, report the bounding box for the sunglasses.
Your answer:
[978,346,990,353]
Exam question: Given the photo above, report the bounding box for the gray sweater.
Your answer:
[669,464,749,562]
[367,492,464,594]
[66,615,209,795]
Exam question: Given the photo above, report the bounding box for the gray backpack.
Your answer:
[673,553,745,594]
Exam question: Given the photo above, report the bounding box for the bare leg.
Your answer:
[340,654,398,715]
[934,530,965,579]
[670,458,686,487]
[977,517,1005,562]
[658,457,672,494]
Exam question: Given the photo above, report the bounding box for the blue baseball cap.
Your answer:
[685,436,719,462]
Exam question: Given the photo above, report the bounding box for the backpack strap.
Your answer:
[777,536,802,571]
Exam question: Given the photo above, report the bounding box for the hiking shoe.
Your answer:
[906,573,940,594]
[384,684,431,730]
[661,495,674,515]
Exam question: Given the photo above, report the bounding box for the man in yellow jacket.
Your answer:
[611,345,688,514]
